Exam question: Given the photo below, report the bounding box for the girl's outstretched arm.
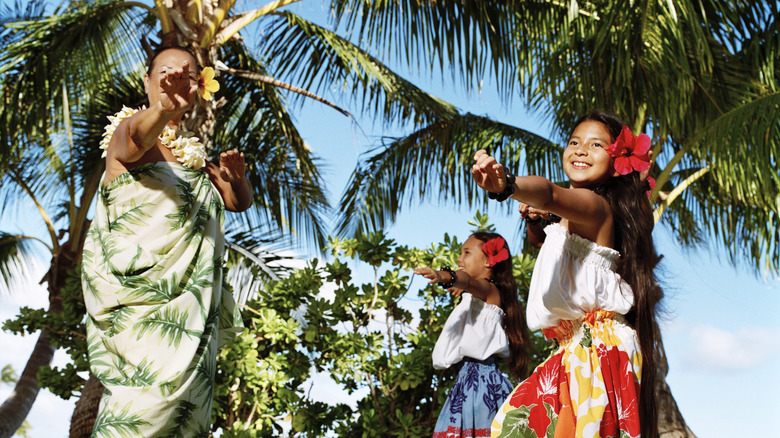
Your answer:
[472,149,613,243]
[414,267,499,305]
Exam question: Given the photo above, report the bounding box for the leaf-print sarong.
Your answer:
[82,162,243,437]
[491,310,641,438]
[433,358,514,438]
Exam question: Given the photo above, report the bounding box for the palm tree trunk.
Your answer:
[656,326,697,437]
[69,374,104,438]
[0,246,68,438]
[658,376,697,437]
[0,331,56,438]
[0,220,86,437]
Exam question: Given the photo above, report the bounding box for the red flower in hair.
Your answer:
[481,237,509,267]
[604,125,651,175]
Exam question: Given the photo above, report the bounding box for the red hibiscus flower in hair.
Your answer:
[604,125,651,175]
[482,237,509,267]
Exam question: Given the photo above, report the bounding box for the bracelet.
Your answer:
[487,169,516,202]
[437,266,457,289]
[524,216,542,224]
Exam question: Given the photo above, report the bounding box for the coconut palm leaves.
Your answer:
[0,0,150,161]
[331,0,780,273]
[0,232,37,294]
[336,113,564,236]
[259,11,459,125]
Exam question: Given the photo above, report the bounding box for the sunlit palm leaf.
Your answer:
[330,0,522,93]
[0,232,37,293]
[216,41,331,249]
[259,11,458,127]
[0,0,152,148]
[336,113,563,236]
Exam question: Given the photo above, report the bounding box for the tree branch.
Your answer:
[218,62,353,118]
[653,167,710,223]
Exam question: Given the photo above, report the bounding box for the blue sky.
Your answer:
[293,74,780,438]
[2,1,779,437]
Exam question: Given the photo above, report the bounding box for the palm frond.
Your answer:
[258,11,458,128]
[335,113,563,236]
[224,229,297,304]
[214,41,332,250]
[0,0,153,145]
[329,0,523,93]
[0,232,39,294]
[682,92,780,212]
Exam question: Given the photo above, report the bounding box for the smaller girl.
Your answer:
[414,232,530,438]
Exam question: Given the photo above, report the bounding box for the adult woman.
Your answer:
[82,46,251,436]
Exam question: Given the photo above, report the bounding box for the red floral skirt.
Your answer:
[491,310,642,437]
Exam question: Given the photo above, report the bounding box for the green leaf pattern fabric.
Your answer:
[82,162,243,437]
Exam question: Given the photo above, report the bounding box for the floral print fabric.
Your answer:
[491,310,641,438]
[82,162,243,437]
[434,359,514,438]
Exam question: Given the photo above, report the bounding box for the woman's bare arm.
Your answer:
[203,150,253,212]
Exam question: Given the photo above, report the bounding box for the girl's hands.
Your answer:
[219,149,247,185]
[413,267,443,284]
[518,202,548,221]
[158,61,197,115]
[413,267,463,296]
[472,149,507,193]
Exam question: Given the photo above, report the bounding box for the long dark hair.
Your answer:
[573,110,663,437]
[471,231,531,380]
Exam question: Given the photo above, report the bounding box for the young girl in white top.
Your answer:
[415,232,530,438]
[472,110,662,438]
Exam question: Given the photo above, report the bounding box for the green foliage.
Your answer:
[213,216,548,436]
[467,210,495,233]
[1,215,547,436]
[1,365,17,384]
[2,267,88,399]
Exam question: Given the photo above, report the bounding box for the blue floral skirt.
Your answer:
[433,358,514,438]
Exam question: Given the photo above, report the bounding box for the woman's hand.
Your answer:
[219,149,247,185]
[158,61,197,115]
[472,149,507,193]
[204,149,253,212]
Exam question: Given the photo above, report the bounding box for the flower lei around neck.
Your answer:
[98,67,221,171]
[99,106,208,170]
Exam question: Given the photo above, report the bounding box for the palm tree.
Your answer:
[329,1,777,436]
[0,0,475,435]
[335,0,779,273]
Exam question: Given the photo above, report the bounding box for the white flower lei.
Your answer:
[99,105,208,171]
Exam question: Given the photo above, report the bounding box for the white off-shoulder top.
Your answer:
[526,223,634,330]
[432,292,510,369]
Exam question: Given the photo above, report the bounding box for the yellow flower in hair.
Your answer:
[197,67,220,101]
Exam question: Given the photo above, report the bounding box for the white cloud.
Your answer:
[683,324,780,371]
